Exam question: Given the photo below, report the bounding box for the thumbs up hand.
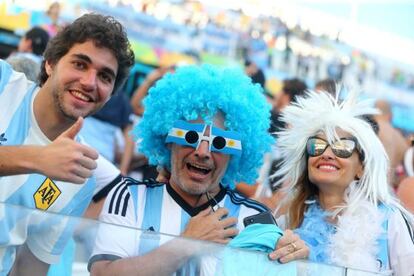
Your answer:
[36,117,99,184]
[60,116,85,140]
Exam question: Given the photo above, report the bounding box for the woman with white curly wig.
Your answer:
[273,90,414,275]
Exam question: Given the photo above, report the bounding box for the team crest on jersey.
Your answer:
[34,178,61,210]
[0,133,7,145]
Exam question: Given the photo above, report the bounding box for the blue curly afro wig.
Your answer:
[134,64,274,188]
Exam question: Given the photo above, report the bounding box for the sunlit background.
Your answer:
[1,0,413,132]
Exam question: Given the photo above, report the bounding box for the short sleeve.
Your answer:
[93,154,121,197]
[25,176,96,264]
[88,181,139,271]
[25,210,79,264]
[388,210,414,276]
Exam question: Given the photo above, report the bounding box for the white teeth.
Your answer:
[319,165,338,170]
[71,91,90,101]
[190,163,209,170]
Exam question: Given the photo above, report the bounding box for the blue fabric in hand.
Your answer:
[228,223,284,253]
[217,224,297,275]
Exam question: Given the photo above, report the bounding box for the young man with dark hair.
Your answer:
[38,13,134,94]
[0,13,134,275]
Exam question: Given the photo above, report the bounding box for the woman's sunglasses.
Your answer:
[306,136,359,159]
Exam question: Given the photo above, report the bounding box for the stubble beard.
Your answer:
[53,87,94,121]
[180,181,209,196]
[170,169,210,196]
[176,173,221,197]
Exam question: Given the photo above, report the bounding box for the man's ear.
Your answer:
[45,60,54,76]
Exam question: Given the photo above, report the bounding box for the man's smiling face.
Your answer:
[45,40,117,121]
[169,114,230,197]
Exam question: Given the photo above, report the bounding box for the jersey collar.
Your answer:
[166,184,227,217]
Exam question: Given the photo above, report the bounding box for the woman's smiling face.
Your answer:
[307,129,364,194]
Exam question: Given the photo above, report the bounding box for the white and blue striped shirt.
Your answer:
[89,177,270,274]
[0,60,119,274]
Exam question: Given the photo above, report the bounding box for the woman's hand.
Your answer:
[268,229,309,263]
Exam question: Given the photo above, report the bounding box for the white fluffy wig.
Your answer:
[275,89,414,272]
[274,89,396,212]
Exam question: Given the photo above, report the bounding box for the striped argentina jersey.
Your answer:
[89,177,270,275]
[0,60,96,274]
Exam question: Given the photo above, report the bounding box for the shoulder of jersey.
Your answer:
[107,177,165,216]
[225,188,270,213]
[122,177,165,188]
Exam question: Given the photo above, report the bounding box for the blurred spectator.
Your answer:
[327,58,346,82]
[357,57,368,85]
[130,66,173,117]
[236,88,274,199]
[236,61,267,198]
[6,27,49,83]
[44,2,62,36]
[315,78,336,96]
[275,78,307,114]
[398,140,414,213]
[408,75,414,90]
[30,2,63,37]
[390,68,405,87]
[130,66,175,179]
[403,138,414,178]
[18,27,49,56]
[296,54,310,79]
[244,60,265,89]
[47,2,61,26]
[374,99,409,189]
[282,28,292,71]
[9,26,49,65]
[272,78,308,173]
[397,176,414,213]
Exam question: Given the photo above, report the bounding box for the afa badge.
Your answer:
[34,178,61,210]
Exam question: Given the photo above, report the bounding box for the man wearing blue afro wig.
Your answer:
[138,64,274,188]
[89,65,308,275]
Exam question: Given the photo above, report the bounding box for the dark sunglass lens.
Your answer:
[185,131,199,144]
[332,140,356,158]
[212,136,226,150]
[307,138,327,156]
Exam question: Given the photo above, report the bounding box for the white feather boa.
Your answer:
[328,183,386,272]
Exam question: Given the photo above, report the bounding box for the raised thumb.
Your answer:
[60,117,83,139]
